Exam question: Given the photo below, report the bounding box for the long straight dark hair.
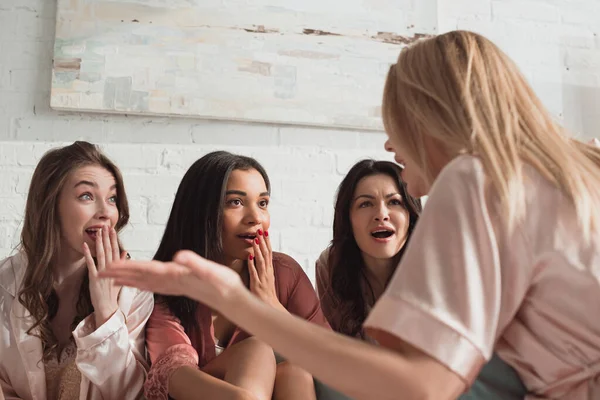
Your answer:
[155,151,270,336]
[327,159,421,338]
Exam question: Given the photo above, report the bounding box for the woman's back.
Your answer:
[496,158,600,398]
[366,154,600,399]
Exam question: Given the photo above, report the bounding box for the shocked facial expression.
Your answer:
[221,168,271,265]
[350,174,410,265]
[57,165,119,261]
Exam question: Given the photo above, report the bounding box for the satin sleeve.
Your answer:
[364,159,530,385]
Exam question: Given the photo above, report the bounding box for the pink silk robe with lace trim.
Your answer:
[144,252,329,400]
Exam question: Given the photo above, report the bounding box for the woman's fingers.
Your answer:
[174,250,240,286]
[109,227,120,262]
[248,254,260,288]
[83,242,97,276]
[262,230,273,273]
[252,235,266,278]
[258,229,270,262]
[96,227,106,270]
[102,225,112,267]
[100,260,188,294]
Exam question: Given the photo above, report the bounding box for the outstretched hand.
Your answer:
[100,250,245,313]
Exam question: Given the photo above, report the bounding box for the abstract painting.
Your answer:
[51,0,435,130]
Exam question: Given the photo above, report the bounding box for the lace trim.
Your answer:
[144,344,199,400]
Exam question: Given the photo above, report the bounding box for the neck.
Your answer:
[225,258,246,276]
[53,250,86,288]
[361,254,396,294]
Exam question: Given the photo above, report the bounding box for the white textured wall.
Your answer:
[1,0,599,283]
[439,0,600,137]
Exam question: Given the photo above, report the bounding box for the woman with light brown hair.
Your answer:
[102,30,600,400]
[0,141,153,399]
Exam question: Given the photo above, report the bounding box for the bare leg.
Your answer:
[170,337,276,400]
[273,361,316,400]
[204,337,276,400]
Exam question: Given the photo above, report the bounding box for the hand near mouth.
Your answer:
[83,225,127,328]
[247,229,286,313]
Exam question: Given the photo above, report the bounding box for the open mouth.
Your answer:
[370,229,395,239]
[85,228,101,240]
[237,233,257,244]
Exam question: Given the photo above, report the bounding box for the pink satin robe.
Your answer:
[365,155,600,399]
[0,252,154,400]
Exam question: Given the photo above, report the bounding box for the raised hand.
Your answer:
[248,229,285,312]
[99,250,244,314]
[84,226,126,327]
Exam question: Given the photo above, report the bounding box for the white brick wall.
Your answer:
[1,0,599,283]
[0,0,395,281]
[439,0,600,135]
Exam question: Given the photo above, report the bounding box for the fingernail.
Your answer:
[249,254,254,261]
[264,231,269,237]
[258,229,263,236]
[255,238,259,245]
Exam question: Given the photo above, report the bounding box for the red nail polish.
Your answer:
[255,238,259,245]
[249,254,254,261]
[258,229,263,236]
[264,231,269,237]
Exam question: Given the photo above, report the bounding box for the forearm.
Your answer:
[169,367,206,400]
[87,358,146,399]
[227,289,422,400]
[74,308,149,398]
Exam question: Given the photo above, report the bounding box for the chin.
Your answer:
[364,249,397,261]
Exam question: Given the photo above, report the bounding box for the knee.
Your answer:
[240,337,276,364]
[276,361,313,384]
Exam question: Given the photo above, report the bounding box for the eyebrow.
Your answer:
[226,190,270,197]
[74,180,117,190]
[353,193,400,201]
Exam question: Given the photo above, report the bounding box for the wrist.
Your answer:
[94,305,118,327]
[274,301,288,313]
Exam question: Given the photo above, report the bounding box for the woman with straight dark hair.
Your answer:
[0,141,153,399]
[143,151,329,400]
[316,159,421,340]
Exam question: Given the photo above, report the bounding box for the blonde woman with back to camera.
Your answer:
[102,31,600,399]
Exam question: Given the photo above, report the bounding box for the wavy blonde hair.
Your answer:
[382,30,600,239]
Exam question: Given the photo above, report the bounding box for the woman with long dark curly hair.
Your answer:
[315,159,421,340]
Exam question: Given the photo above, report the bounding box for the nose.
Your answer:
[243,204,263,226]
[384,139,393,152]
[94,201,112,224]
[374,203,390,222]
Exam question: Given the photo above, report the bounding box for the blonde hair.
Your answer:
[382,30,600,239]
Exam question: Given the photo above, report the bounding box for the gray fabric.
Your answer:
[312,353,526,400]
[459,354,527,400]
